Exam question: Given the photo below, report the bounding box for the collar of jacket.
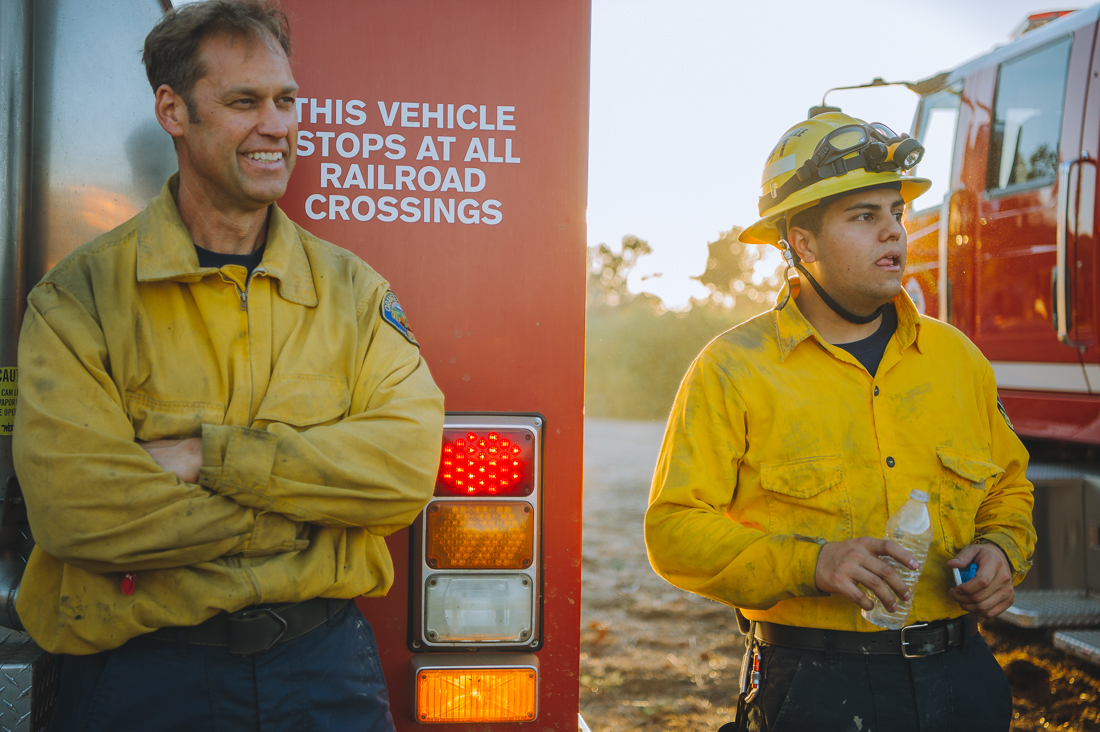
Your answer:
[134,175,319,308]
[771,277,924,362]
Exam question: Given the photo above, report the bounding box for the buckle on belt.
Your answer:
[228,607,289,657]
[900,622,930,658]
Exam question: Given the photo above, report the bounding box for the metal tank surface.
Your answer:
[0,0,174,727]
[0,0,34,637]
[27,0,177,283]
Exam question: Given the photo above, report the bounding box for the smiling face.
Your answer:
[792,187,908,315]
[171,31,298,216]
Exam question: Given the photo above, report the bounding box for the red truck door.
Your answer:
[904,80,965,322]
[972,31,1084,370]
[955,20,1100,440]
[1077,25,1100,394]
[277,2,590,729]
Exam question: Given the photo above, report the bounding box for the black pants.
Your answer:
[742,631,1011,732]
[47,601,395,732]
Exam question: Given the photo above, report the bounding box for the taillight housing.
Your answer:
[413,414,542,652]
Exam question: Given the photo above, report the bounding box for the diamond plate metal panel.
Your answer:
[0,641,56,732]
[0,635,31,650]
[1001,589,1100,628]
[1053,630,1100,666]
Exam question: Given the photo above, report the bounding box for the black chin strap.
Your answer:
[793,262,884,325]
[774,219,884,325]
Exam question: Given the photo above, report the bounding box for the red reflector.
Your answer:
[437,428,534,496]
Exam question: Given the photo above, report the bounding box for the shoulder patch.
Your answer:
[997,396,1015,431]
[381,291,419,346]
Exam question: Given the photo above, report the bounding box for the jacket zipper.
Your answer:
[237,266,266,311]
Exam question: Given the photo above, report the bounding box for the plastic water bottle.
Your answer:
[862,489,934,630]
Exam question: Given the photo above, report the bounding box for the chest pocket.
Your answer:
[759,455,850,542]
[126,392,226,441]
[253,375,350,430]
[936,446,1004,553]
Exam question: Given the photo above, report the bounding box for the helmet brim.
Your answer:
[740,175,933,247]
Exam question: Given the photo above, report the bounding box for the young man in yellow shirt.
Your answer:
[646,113,1034,731]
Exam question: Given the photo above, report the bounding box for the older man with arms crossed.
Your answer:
[12,2,443,730]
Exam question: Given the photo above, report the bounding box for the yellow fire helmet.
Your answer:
[739,112,932,248]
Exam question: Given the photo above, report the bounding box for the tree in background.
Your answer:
[693,226,782,308]
[587,234,653,307]
[585,230,783,421]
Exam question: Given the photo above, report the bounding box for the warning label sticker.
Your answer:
[0,368,17,436]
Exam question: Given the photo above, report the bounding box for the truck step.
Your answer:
[1001,589,1100,628]
[1053,629,1100,666]
[1027,462,1100,481]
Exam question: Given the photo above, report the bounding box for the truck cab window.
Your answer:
[986,36,1072,193]
[912,86,962,211]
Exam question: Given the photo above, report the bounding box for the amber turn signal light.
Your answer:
[426,500,533,570]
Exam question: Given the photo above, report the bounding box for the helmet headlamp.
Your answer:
[890,138,924,169]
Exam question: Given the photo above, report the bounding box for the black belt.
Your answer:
[149,598,348,657]
[753,615,975,658]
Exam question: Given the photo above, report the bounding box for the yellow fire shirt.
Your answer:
[646,289,1035,631]
[14,178,444,654]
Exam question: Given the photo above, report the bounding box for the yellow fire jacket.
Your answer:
[13,178,445,654]
[646,289,1035,631]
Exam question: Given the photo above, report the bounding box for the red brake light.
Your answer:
[436,428,533,496]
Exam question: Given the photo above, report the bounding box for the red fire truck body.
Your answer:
[904,5,1100,445]
[278,2,589,728]
[901,5,1100,647]
[0,0,590,728]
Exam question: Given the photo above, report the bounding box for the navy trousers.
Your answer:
[741,630,1012,732]
[47,601,395,732]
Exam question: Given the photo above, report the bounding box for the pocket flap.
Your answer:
[936,447,1004,487]
[760,455,844,499]
[254,375,350,427]
[125,392,226,441]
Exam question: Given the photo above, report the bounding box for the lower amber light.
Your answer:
[416,667,537,723]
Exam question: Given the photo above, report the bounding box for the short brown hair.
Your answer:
[788,182,904,238]
[142,0,291,120]
[789,202,826,238]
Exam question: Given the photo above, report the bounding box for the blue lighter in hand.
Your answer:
[952,562,979,586]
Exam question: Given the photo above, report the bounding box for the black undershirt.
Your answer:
[834,303,898,376]
[194,242,266,276]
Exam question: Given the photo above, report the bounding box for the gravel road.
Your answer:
[581,418,743,730]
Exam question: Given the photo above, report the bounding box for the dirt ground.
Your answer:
[579,419,1100,731]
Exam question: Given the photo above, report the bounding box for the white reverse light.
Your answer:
[424,574,534,643]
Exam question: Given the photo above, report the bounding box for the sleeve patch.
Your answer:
[381,291,419,347]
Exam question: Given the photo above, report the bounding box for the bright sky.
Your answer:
[588,0,1075,308]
